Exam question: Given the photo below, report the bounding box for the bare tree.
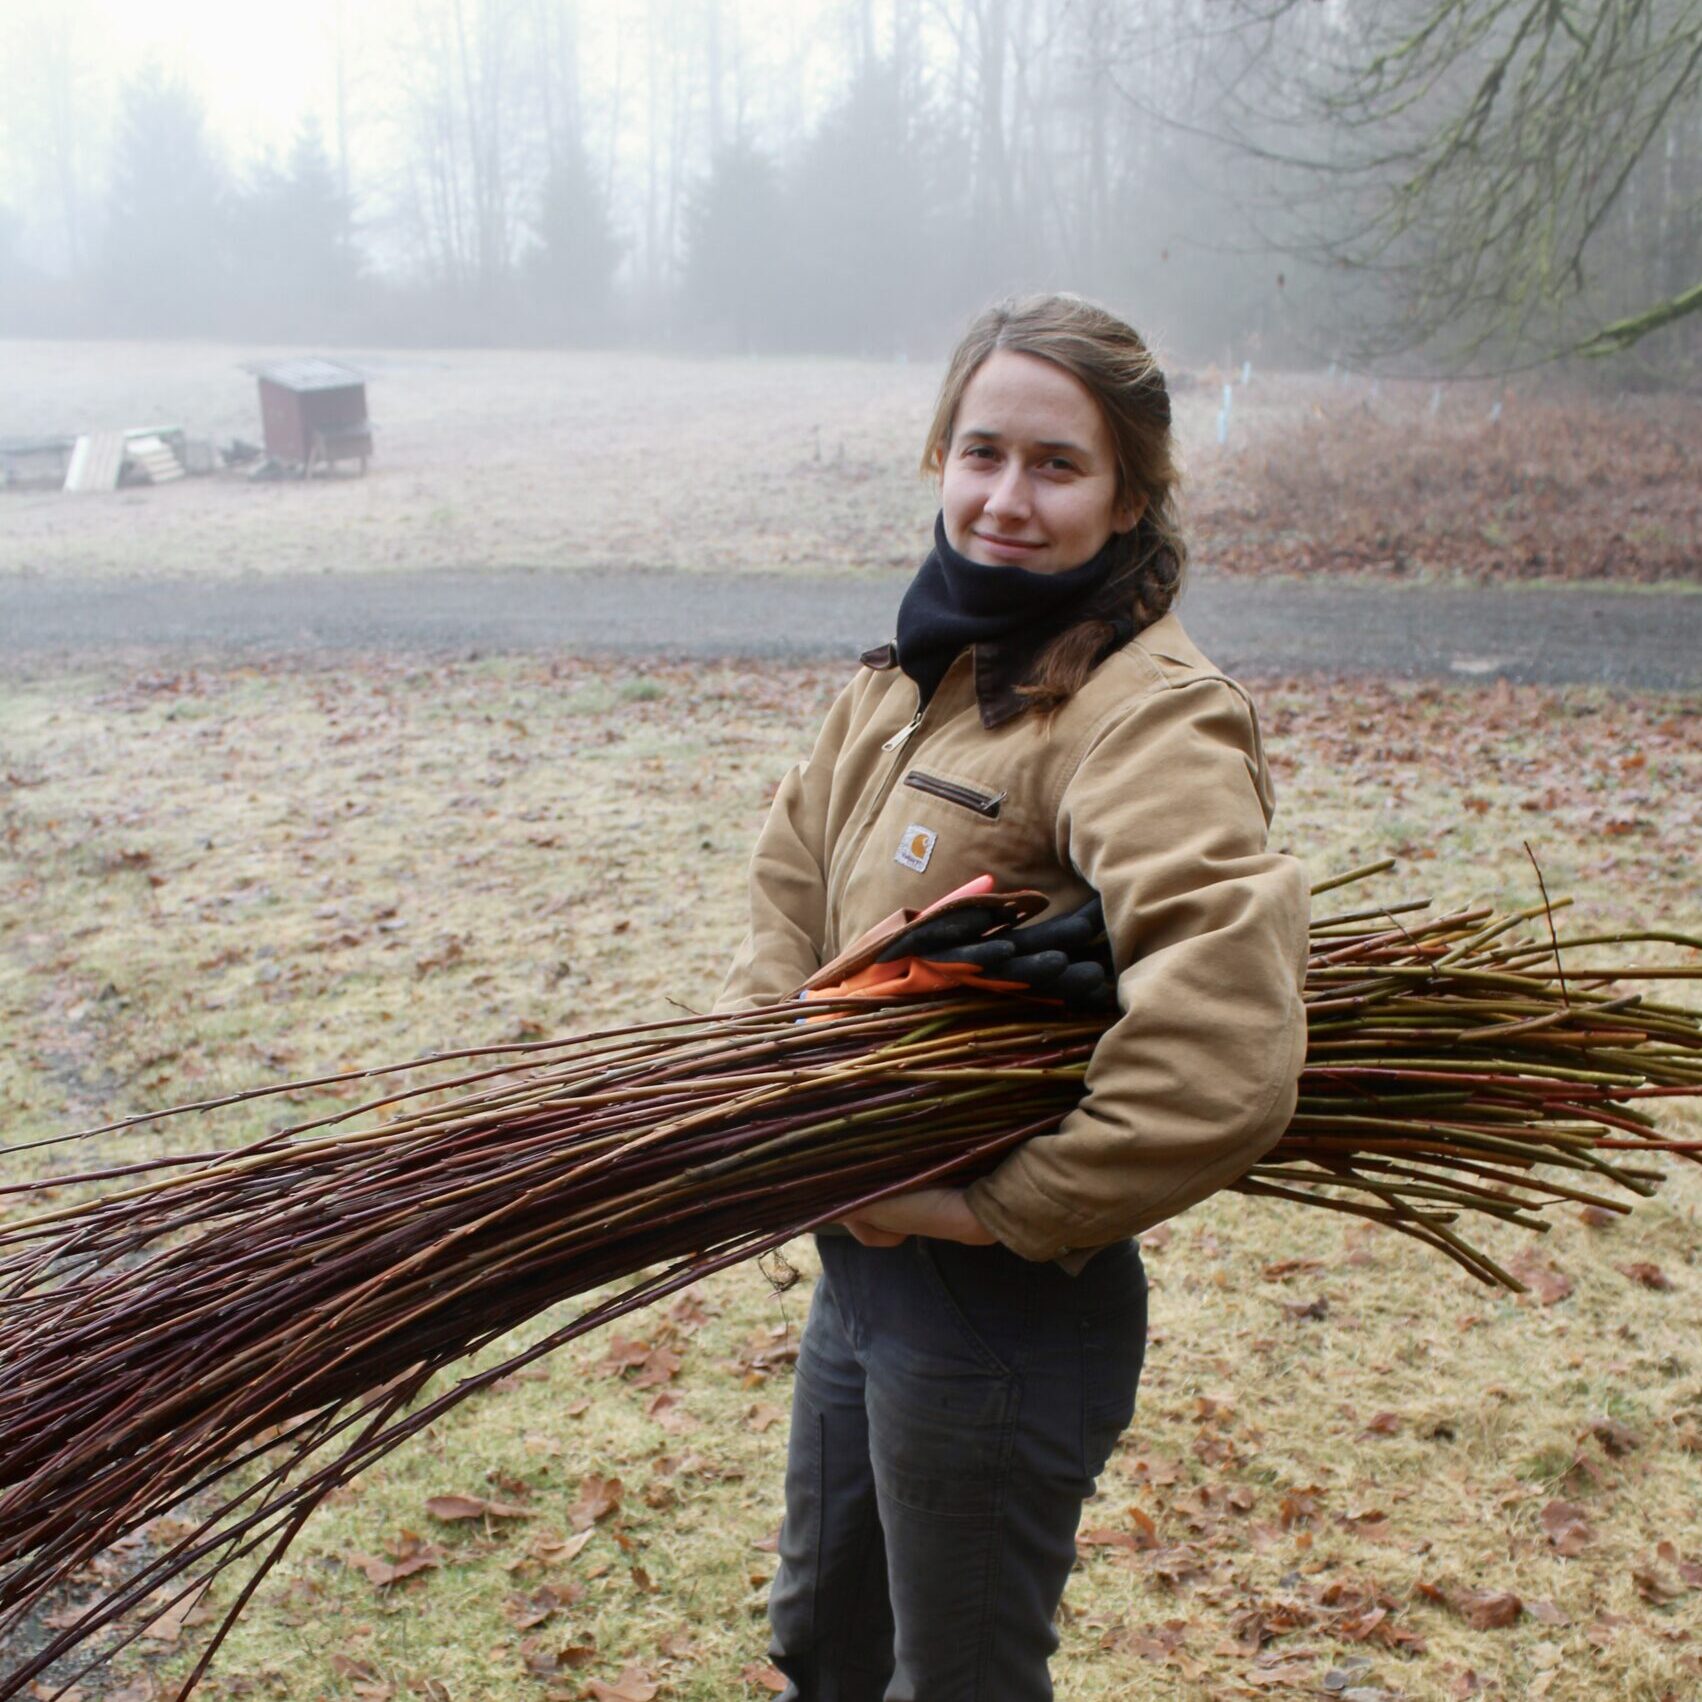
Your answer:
[1211,0,1702,369]
[391,0,542,305]
[3,0,98,278]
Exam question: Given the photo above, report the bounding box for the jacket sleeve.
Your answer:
[713,677,859,1014]
[964,678,1310,1261]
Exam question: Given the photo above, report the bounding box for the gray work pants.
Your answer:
[768,1231,1147,1701]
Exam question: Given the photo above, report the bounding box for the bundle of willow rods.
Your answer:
[1,862,1698,1698]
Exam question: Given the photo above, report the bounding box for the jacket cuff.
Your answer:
[962,1175,1078,1264]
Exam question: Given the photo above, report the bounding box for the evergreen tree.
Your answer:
[101,68,227,333]
[681,135,791,352]
[528,130,621,340]
[786,58,958,356]
[233,117,359,339]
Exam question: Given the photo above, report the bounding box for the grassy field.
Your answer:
[2,653,1699,1701]
[5,341,1696,587]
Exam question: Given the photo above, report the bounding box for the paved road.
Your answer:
[2,569,1697,689]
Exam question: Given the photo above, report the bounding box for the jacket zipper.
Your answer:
[881,710,923,752]
[903,770,1005,819]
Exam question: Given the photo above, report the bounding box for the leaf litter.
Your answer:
[0,654,1697,1700]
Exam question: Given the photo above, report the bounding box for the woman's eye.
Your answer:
[1042,457,1079,474]
[963,444,997,460]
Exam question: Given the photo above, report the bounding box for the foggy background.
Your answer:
[4,0,1700,374]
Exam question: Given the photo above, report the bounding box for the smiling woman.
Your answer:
[714,292,1311,1701]
[940,350,1141,574]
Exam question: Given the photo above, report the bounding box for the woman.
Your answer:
[716,294,1310,1701]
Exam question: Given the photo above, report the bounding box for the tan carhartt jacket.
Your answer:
[715,610,1310,1263]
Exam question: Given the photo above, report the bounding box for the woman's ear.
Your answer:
[1114,493,1147,536]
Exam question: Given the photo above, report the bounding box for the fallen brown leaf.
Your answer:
[519,1636,559,1676]
[599,1336,653,1377]
[1508,1251,1573,1305]
[1337,1506,1394,1543]
[1103,1618,1189,1660]
[656,1628,700,1661]
[1656,1539,1702,1588]
[1634,1565,1688,1605]
[486,1466,534,1503]
[1128,1455,1181,1487]
[141,1583,211,1643]
[1539,1500,1594,1557]
[1079,1527,1145,1553]
[645,1390,696,1433]
[585,1666,659,1701]
[346,1548,444,1588]
[568,1474,624,1531]
[1618,1261,1674,1291]
[1261,1257,1325,1281]
[332,1656,385,1683]
[1455,1589,1522,1630]
[1584,1416,1639,1456]
[40,1597,100,1631]
[532,1529,596,1565]
[632,1346,683,1389]
[505,1585,576,1630]
[425,1493,531,1522]
[669,1290,713,1330]
[1241,1655,1318,1688]
[1278,1487,1324,1529]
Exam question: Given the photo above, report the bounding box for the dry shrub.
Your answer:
[1200,392,1702,584]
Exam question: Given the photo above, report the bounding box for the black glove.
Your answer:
[874,905,1009,963]
[885,896,1117,1010]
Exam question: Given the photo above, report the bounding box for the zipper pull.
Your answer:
[881,710,923,752]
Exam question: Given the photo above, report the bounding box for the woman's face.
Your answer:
[939,349,1139,574]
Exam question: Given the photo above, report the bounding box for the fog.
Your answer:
[3,0,1699,373]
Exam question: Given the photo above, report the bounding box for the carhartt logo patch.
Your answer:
[894,823,936,873]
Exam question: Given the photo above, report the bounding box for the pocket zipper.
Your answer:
[903,770,1005,819]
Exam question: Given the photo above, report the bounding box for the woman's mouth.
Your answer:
[973,532,1046,558]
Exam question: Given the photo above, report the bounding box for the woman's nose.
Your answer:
[985,467,1032,522]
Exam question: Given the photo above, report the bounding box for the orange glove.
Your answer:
[798,875,1046,1010]
[801,953,1028,1004]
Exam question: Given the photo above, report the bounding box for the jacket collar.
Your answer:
[860,568,1139,730]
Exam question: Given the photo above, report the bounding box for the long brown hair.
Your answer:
[921,294,1186,715]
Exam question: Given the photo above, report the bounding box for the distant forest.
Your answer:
[4,0,1699,376]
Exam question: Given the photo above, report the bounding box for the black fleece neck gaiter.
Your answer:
[895,512,1126,706]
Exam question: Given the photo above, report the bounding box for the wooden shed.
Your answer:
[244,358,373,475]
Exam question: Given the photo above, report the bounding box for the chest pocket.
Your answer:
[831,752,1062,953]
[902,769,1006,820]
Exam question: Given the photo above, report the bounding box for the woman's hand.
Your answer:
[838,1187,998,1248]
